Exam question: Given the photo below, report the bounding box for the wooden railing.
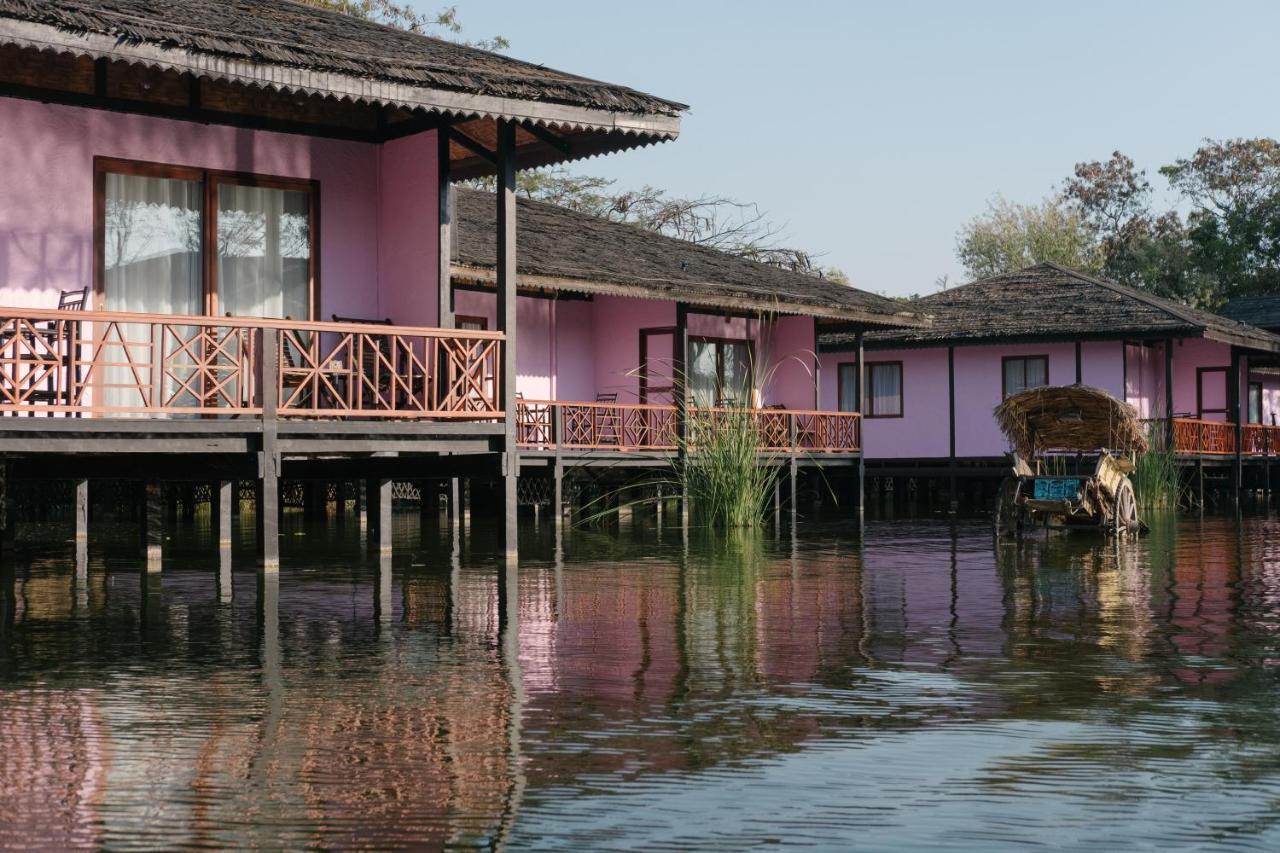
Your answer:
[0,307,503,419]
[516,399,862,453]
[1164,417,1280,456]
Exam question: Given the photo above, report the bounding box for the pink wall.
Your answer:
[0,96,438,321]
[822,339,1128,460]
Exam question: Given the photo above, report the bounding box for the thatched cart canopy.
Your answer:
[994,384,1148,459]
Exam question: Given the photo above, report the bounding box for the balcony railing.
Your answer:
[1166,417,1280,456]
[516,399,862,453]
[0,307,503,419]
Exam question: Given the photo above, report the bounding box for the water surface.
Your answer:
[3,511,1280,849]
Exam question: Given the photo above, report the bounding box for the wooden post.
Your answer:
[855,330,865,536]
[1074,341,1082,384]
[552,463,564,535]
[674,302,690,529]
[74,477,88,547]
[144,480,162,573]
[947,344,957,516]
[1164,338,1175,448]
[376,551,393,624]
[259,327,280,572]
[812,317,821,410]
[496,118,520,563]
[1232,347,1244,502]
[365,477,381,543]
[217,480,233,551]
[377,478,392,556]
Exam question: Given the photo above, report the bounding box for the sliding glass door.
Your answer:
[689,337,752,407]
[215,181,313,321]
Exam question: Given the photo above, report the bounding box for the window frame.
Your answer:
[93,156,320,320]
[1001,354,1050,399]
[1196,366,1230,420]
[863,360,903,419]
[455,315,488,331]
[688,335,754,407]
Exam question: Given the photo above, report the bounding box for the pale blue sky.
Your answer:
[423,1,1280,296]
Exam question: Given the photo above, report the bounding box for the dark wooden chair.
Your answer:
[332,314,413,410]
[26,287,89,415]
[595,391,622,445]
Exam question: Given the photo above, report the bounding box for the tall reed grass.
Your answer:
[1132,420,1183,512]
[680,406,781,529]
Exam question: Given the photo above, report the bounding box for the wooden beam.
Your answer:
[496,119,519,561]
[856,330,865,535]
[449,127,498,165]
[438,126,455,332]
[521,121,572,156]
[1074,341,1082,384]
[1164,338,1175,448]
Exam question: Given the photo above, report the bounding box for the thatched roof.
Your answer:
[1221,295,1280,331]
[451,189,930,329]
[0,0,685,138]
[994,384,1148,459]
[823,263,1280,353]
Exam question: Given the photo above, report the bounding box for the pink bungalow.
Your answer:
[0,0,926,565]
[0,0,693,565]
[818,263,1280,504]
[446,187,928,523]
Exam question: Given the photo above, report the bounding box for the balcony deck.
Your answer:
[516,399,861,465]
[1169,418,1280,458]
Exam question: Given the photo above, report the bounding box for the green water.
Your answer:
[2,510,1279,849]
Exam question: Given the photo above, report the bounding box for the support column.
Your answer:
[1232,348,1245,501]
[144,480,162,573]
[259,327,281,572]
[365,477,382,544]
[947,344,957,516]
[674,302,690,530]
[1074,341,1082,384]
[1164,338,1175,449]
[217,480,233,551]
[74,477,89,548]
[496,118,520,563]
[377,478,392,556]
[855,330,866,537]
[552,464,564,535]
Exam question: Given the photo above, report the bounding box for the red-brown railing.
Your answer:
[0,307,502,420]
[1165,417,1280,456]
[516,399,861,453]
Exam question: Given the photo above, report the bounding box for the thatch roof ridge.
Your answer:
[823,262,1280,353]
[451,188,929,328]
[0,0,688,118]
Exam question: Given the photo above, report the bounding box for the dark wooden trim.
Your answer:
[449,127,498,165]
[864,360,903,418]
[674,303,689,446]
[521,121,572,156]
[639,326,676,404]
[437,127,454,330]
[1074,341,1082,384]
[1196,366,1230,419]
[948,345,956,462]
[1000,354,1049,399]
[455,315,488,330]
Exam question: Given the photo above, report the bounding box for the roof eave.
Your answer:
[451,263,930,329]
[0,16,684,139]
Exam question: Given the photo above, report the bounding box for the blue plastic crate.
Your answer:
[1032,477,1081,501]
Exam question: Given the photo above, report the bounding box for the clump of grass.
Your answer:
[681,406,780,529]
[1132,420,1183,512]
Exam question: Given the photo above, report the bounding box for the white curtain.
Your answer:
[839,364,858,412]
[103,173,203,411]
[689,340,717,407]
[1025,357,1047,389]
[722,341,751,405]
[217,184,310,320]
[869,364,901,415]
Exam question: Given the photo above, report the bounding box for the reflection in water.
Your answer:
[3,514,1280,848]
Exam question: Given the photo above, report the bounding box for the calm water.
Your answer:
[3,509,1280,850]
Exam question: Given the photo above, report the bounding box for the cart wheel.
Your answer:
[1113,480,1138,535]
[994,478,1019,538]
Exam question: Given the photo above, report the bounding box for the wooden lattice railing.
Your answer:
[516,399,861,453]
[1165,417,1280,456]
[0,307,503,419]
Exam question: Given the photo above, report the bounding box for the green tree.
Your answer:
[956,195,1100,280]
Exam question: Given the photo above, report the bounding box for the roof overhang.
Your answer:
[452,263,931,330]
[0,16,682,177]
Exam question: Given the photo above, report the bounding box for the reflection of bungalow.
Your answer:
[818,264,1280,499]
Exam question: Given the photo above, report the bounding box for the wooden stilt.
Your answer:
[74,478,88,546]
[257,473,279,572]
[553,464,564,535]
[144,480,162,573]
[496,118,520,566]
[365,477,381,546]
[375,551,392,624]
[377,478,393,556]
[449,478,460,527]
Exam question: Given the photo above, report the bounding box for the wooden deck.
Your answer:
[515,399,861,454]
[1170,418,1280,457]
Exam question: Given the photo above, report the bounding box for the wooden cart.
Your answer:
[992,385,1148,537]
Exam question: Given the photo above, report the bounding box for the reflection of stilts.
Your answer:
[493,558,525,849]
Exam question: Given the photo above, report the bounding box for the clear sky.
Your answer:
[419,0,1280,297]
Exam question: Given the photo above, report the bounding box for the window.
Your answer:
[1249,381,1263,424]
[456,315,488,331]
[837,362,859,412]
[689,337,752,407]
[97,158,318,320]
[864,361,902,418]
[1003,355,1049,398]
